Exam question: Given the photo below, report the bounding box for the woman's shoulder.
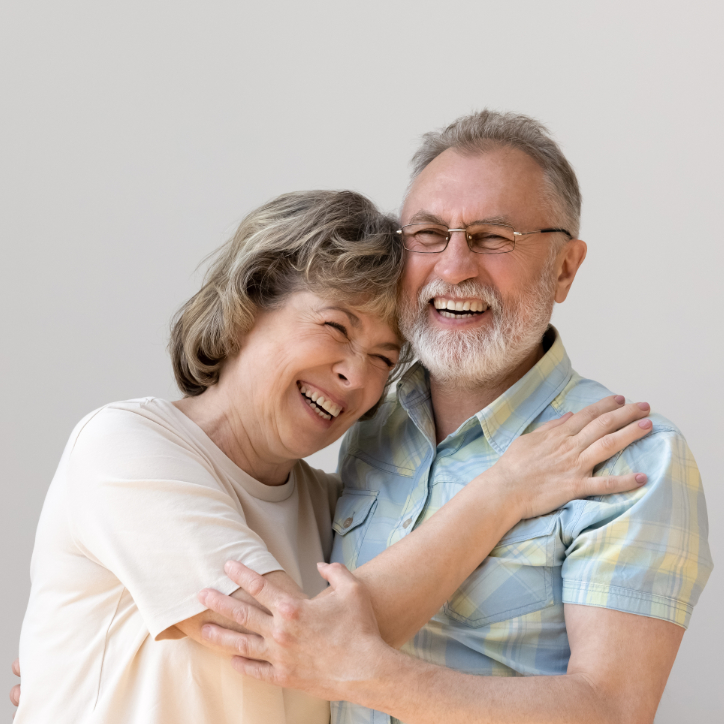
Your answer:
[68,397,209,474]
[292,459,342,506]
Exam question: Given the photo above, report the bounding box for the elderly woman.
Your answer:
[13,190,651,724]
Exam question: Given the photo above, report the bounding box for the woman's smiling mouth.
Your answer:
[297,382,343,421]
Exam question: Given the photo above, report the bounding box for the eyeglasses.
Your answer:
[396,222,573,254]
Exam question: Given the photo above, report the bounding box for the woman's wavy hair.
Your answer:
[169,190,410,419]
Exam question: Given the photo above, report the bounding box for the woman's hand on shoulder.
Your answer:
[491,395,652,521]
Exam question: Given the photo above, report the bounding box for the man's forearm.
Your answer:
[351,648,618,724]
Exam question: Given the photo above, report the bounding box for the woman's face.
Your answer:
[221,290,402,461]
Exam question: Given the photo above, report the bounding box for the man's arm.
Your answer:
[200,564,683,724]
[347,605,683,724]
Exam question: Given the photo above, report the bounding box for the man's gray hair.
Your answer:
[410,110,582,238]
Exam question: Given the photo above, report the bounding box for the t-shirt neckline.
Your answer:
[148,397,297,503]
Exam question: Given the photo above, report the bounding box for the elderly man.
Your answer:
[197,111,713,723]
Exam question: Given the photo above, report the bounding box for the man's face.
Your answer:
[399,146,579,388]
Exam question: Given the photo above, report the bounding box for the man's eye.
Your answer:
[417,228,446,239]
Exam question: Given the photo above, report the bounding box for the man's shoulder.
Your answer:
[344,388,406,451]
[556,371,681,437]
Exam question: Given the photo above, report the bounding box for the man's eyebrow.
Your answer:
[320,306,361,328]
[407,211,447,225]
[407,211,514,227]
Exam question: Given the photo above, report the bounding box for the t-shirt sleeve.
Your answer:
[66,407,284,640]
[560,425,713,628]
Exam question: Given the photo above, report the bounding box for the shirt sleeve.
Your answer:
[66,406,284,639]
[560,423,714,628]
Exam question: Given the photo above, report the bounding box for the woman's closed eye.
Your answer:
[373,354,395,369]
[324,321,349,338]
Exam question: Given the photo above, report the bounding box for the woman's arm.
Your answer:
[200,396,652,649]
[352,396,651,646]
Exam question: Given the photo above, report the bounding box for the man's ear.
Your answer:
[554,239,587,303]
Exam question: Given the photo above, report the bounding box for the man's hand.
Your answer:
[10,658,20,710]
[198,560,392,702]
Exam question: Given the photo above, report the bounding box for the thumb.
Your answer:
[317,561,357,589]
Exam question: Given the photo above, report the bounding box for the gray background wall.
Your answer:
[1,2,722,721]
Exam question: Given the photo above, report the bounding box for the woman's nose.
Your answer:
[333,354,368,389]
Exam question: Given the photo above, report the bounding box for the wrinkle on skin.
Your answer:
[399,146,587,438]
[175,291,400,485]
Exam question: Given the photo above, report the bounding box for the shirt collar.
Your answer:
[396,327,573,454]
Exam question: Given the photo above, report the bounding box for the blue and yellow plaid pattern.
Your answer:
[330,328,713,724]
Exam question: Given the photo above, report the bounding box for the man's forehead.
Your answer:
[401,147,547,223]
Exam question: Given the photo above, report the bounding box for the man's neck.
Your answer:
[429,343,545,444]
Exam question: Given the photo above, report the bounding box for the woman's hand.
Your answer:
[489,395,653,521]
[10,658,20,710]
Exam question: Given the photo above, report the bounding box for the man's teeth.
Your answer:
[432,298,487,317]
[299,385,342,419]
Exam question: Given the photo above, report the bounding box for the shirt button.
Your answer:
[402,518,413,529]
[343,517,354,528]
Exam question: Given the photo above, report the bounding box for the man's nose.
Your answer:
[433,230,480,285]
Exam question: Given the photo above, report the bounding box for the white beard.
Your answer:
[398,263,558,390]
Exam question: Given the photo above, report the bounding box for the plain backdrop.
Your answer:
[1,2,722,721]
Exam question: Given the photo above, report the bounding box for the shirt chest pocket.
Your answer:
[332,491,379,569]
[441,514,558,628]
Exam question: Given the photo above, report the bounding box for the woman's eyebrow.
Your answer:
[320,306,361,328]
[377,341,402,352]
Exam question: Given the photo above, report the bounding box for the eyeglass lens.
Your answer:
[401,223,516,254]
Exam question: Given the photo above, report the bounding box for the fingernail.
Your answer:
[638,418,652,429]
[198,590,208,604]
[635,473,647,484]
[637,402,650,411]
[224,560,238,574]
[201,625,212,639]
[614,395,625,405]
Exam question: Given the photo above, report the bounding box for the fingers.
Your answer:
[10,684,20,707]
[581,416,653,468]
[534,411,574,432]
[230,655,276,684]
[580,472,648,498]
[198,588,271,635]
[561,395,627,435]
[316,561,358,590]
[223,561,288,611]
[575,401,651,450]
[200,622,267,659]
[12,659,20,677]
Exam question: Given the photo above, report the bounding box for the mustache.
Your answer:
[415,279,503,312]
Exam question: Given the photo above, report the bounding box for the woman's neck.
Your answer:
[172,386,295,486]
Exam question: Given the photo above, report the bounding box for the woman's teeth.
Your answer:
[299,384,342,420]
[433,298,488,319]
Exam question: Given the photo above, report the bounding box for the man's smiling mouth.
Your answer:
[432,297,489,319]
[297,382,342,421]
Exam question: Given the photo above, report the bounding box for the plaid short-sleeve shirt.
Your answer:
[330,328,713,724]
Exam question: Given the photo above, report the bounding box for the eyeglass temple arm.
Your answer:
[515,228,573,239]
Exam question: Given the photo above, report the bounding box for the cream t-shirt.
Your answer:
[16,398,341,724]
